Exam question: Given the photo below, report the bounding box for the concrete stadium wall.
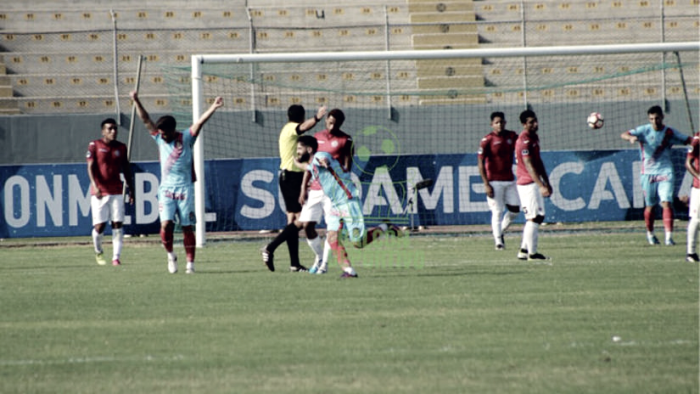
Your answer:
[2,99,697,165]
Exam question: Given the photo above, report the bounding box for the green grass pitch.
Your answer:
[0,229,698,394]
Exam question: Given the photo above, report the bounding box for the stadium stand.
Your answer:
[0,0,697,114]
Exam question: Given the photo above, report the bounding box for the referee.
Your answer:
[268,104,326,272]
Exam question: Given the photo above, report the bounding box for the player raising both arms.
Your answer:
[621,105,691,246]
[87,118,134,266]
[685,131,700,262]
[478,111,520,250]
[515,110,552,261]
[130,90,223,274]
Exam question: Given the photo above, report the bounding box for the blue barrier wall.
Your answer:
[0,149,693,238]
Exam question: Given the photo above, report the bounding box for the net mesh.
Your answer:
[161,49,699,231]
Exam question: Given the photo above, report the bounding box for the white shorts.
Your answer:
[91,194,125,225]
[299,189,331,223]
[487,180,520,212]
[689,187,700,220]
[517,183,545,220]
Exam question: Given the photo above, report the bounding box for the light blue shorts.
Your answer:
[158,185,196,226]
[640,173,674,206]
[326,198,365,243]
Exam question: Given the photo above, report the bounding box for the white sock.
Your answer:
[688,219,699,254]
[523,221,539,254]
[665,231,673,242]
[343,266,356,276]
[112,228,123,260]
[321,239,332,270]
[502,210,518,232]
[492,210,503,244]
[168,252,177,261]
[306,236,323,263]
[92,228,103,254]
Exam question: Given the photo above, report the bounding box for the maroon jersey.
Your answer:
[478,130,517,182]
[309,129,353,191]
[515,130,542,186]
[86,139,129,195]
[688,132,700,189]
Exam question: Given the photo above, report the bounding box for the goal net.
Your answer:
[161,42,698,243]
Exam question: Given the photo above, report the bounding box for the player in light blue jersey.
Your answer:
[621,105,691,246]
[131,90,223,274]
[297,136,402,278]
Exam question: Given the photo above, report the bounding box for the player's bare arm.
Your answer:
[477,155,494,198]
[130,91,156,133]
[297,106,327,134]
[686,155,700,180]
[87,158,102,199]
[122,159,135,205]
[298,170,311,206]
[191,97,224,137]
[523,156,551,197]
[621,131,638,144]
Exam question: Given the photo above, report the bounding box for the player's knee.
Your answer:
[533,215,545,224]
[181,225,194,234]
[506,204,520,213]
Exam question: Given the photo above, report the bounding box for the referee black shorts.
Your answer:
[279,169,304,214]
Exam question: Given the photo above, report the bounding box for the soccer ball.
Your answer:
[587,112,604,129]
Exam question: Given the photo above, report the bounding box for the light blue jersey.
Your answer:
[628,124,689,175]
[151,129,197,187]
[308,152,359,204]
[151,129,197,225]
[307,152,365,242]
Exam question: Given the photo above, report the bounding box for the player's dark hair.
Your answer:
[647,105,664,117]
[328,108,345,128]
[155,115,177,133]
[297,135,318,152]
[490,111,505,121]
[519,109,537,125]
[101,118,117,129]
[287,104,305,123]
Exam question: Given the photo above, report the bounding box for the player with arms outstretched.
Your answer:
[87,118,134,266]
[621,105,691,246]
[130,90,223,274]
[477,111,520,250]
[685,131,700,262]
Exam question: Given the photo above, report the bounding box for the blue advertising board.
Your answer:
[0,150,693,238]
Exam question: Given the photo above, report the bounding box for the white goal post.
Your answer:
[190,41,699,246]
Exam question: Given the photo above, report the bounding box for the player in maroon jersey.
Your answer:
[478,111,520,250]
[514,110,552,261]
[86,118,134,266]
[301,108,354,274]
[685,131,700,262]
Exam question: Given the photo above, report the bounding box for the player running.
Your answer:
[264,136,401,278]
[621,105,691,246]
[130,90,223,274]
[477,111,520,250]
[86,118,134,266]
[301,109,354,274]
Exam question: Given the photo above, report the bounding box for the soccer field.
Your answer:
[1,229,698,394]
